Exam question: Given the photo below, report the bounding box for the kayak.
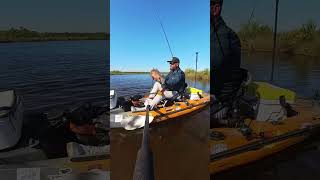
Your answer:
[209,97,320,174]
[0,99,111,177]
[110,89,210,130]
[66,100,320,175]
[64,142,110,172]
[0,90,23,150]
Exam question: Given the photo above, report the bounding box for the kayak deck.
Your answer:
[210,99,320,174]
[135,94,210,123]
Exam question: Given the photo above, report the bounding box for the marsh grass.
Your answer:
[185,68,210,81]
[239,21,320,58]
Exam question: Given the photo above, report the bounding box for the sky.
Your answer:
[0,0,108,33]
[110,0,210,72]
[222,0,320,32]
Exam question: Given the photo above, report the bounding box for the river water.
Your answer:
[111,52,320,180]
[110,74,210,98]
[0,40,109,113]
[243,52,320,98]
[111,52,320,98]
[110,74,210,179]
[1,40,320,179]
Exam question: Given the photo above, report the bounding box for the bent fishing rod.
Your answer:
[212,0,261,64]
[152,3,174,58]
[271,0,280,82]
[153,2,200,87]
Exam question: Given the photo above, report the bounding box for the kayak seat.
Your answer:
[279,95,299,117]
[212,68,249,103]
[211,68,251,127]
[0,90,17,118]
[163,83,189,107]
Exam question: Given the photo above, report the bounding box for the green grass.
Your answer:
[0,27,108,43]
[185,68,210,81]
[239,20,320,58]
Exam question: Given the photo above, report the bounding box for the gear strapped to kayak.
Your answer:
[210,79,320,174]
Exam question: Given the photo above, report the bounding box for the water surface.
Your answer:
[0,40,109,112]
[243,52,320,97]
[110,74,210,98]
[110,52,320,179]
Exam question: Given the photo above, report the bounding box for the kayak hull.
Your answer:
[210,99,320,174]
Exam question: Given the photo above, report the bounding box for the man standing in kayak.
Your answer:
[133,57,186,111]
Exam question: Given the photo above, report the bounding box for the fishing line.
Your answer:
[213,0,259,63]
[248,0,259,24]
[151,1,174,58]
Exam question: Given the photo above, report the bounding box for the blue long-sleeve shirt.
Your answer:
[163,68,185,92]
[211,16,241,96]
[211,16,241,70]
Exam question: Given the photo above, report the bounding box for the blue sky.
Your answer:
[110,0,210,72]
[223,0,320,32]
[0,0,108,33]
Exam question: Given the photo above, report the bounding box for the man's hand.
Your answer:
[156,89,165,96]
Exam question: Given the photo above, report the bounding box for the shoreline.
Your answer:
[110,71,149,75]
[111,70,211,82]
[0,27,109,43]
[0,38,109,44]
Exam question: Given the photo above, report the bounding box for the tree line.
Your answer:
[0,27,109,42]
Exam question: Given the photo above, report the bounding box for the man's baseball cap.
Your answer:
[167,57,180,64]
[211,0,223,5]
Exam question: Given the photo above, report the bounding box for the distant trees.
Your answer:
[0,27,108,42]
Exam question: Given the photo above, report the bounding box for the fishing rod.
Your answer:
[133,105,155,180]
[248,0,259,24]
[242,0,259,43]
[271,0,280,82]
[195,52,199,87]
[152,3,174,58]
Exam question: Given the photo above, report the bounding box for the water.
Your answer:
[242,52,320,97]
[110,73,210,179]
[111,107,210,180]
[0,40,109,112]
[2,40,319,178]
[110,53,320,179]
[110,53,320,98]
[110,74,210,98]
